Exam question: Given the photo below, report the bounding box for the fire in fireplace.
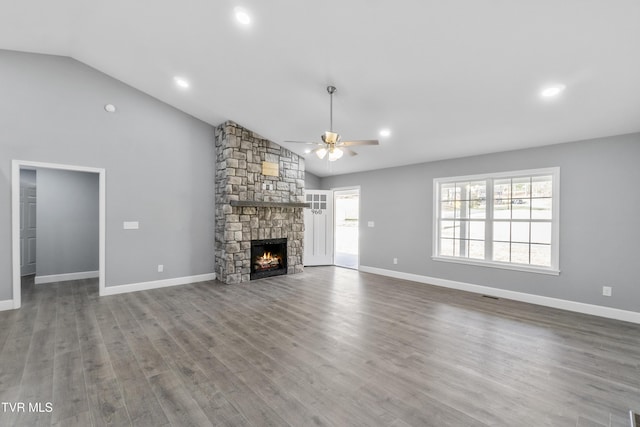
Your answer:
[250,238,287,280]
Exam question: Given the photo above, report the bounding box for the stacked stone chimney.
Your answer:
[214,121,305,284]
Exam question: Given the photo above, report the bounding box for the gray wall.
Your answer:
[36,169,99,277]
[0,49,215,299]
[305,171,321,189]
[321,133,640,313]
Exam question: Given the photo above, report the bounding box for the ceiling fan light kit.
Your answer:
[327,147,343,161]
[285,85,379,162]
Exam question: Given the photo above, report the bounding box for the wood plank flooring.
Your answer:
[1,267,639,426]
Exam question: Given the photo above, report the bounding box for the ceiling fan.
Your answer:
[285,85,379,161]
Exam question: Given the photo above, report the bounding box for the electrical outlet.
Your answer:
[393,258,398,265]
[158,264,164,273]
[602,286,612,297]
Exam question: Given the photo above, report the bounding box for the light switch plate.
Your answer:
[367,221,375,228]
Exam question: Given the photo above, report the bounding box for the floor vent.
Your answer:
[482,295,499,300]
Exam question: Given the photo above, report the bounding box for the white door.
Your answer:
[21,186,37,276]
[304,190,334,266]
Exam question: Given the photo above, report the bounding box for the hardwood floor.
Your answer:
[1,267,639,426]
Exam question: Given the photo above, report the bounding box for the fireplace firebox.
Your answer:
[250,238,287,280]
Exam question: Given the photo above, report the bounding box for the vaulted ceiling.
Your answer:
[2,1,639,176]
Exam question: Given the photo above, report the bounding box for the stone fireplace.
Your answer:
[214,121,307,284]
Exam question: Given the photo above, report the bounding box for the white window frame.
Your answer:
[432,167,560,275]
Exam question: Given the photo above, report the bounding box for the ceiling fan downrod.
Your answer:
[327,85,336,132]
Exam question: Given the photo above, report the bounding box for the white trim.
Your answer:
[330,185,361,194]
[11,162,20,309]
[0,300,16,311]
[35,271,99,285]
[13,160,105,174]
[11,160,106,308]
[551,168,561,271]
[98,167,106,297]
[101,273,216,296]
[359,265,640,324]
[434,167,560,183]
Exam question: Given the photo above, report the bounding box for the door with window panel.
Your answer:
[303,190,334,265]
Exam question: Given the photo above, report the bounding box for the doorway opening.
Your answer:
[19,170,37,277]
[334,188,360,269]
[11,160,106,309]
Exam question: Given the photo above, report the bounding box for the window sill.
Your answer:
[432,256,560,276]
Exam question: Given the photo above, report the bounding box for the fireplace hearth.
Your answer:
[251,238,287,280]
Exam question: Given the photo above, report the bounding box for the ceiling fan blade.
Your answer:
[283,140,322,145]
[339,139,379,147]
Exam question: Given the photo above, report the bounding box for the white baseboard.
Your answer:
[359,265,640,325]
[0,300,16,311]
[35,270,100,285]
[101,273,216,296]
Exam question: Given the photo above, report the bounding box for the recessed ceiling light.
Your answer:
[540,84,566,98]
[379,128,391,137]
[234,7,252,25]
[174,76,190,89]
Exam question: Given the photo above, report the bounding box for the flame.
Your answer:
[255,251,280,271]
